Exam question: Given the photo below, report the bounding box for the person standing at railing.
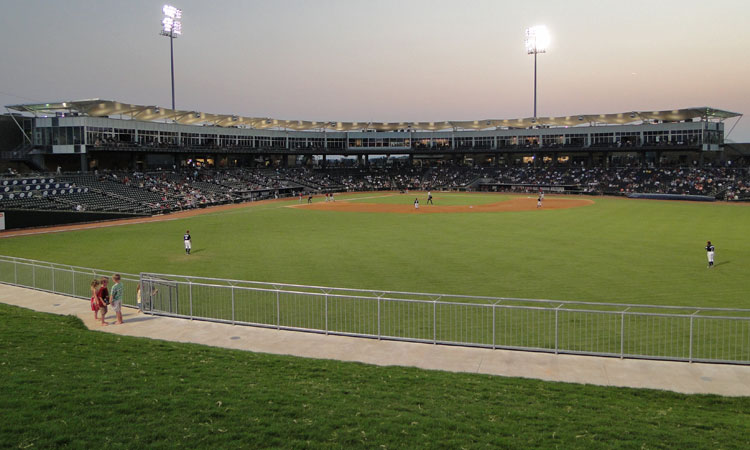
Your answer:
[90,279,105,324]
[97,277,110,326]
[110,274,124,325]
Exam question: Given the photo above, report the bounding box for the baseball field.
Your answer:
[1,192,748,308]
[3,192,750,448]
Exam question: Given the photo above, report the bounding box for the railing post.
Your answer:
[377,297,381,340]
[324,294,328,335]
[492,305,496,350]
[189,280,193,320]
[32,264,36,288]
[276,290,280,330]
[51,267,56,293]
[14,259,18,285]
[71,269,75,297]
[620,311,625,359]
[689,315,695,363]
[433,301,437,345]
[555,307,559,355]
[231,285,235,325]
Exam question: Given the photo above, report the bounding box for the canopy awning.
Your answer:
[6,100,741,132]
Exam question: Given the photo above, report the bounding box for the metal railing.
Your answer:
[2,255,750,364]
[0,255,140,309]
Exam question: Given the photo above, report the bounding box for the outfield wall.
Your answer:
[626,193,715,202]
[0,209,148,230]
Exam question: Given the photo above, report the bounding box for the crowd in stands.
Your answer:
[2,164,750,214]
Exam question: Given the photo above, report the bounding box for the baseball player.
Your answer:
[537,194,543,208]
[427,191,433,205]
[705,241,715,268]
[184,230,192,255]
[414,198,419,210]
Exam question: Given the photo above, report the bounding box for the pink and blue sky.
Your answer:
[1,0,748,140]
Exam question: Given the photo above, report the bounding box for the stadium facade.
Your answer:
[1,100,741,172]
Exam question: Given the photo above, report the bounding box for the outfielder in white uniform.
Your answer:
[184,230,192,255]
[706,241,714,268]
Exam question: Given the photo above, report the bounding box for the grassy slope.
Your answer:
[1,303,749,449]
[1,194,748,307]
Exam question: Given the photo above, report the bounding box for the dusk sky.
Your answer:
[1,0,748,140]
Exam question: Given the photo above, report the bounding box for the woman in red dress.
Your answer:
[90,279,101,320]
[91,280,107,325]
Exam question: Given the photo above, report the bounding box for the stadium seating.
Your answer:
[1,165,749,216]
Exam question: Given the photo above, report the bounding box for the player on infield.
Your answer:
[414,198,419,210]
[184,230,192,255]
[427,191,433,205]
[706,241,715,268]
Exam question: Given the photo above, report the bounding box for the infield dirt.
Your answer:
[0,193,592,238]
[296,195,594,214]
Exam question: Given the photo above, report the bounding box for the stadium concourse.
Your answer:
[2,164,750,216]
[2,283,750,397]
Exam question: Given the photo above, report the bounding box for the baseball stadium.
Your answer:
[2,97,750,447]
[3,2,750,448]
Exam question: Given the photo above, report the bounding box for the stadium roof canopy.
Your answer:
[5,99,741,132]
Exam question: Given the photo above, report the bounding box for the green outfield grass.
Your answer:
[2,193,749,308]
[1,303,749,449]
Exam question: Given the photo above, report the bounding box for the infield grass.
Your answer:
[1,303,749,449]
[1,193,748,308]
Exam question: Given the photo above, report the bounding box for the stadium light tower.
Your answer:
[160,4,182,111]
[525,25,550,121]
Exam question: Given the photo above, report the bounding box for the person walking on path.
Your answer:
[110,274,124,325]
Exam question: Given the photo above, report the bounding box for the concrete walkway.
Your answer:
[2,283,750,397]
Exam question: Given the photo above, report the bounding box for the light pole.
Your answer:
[525,25,550,121]
[160,4,182,111]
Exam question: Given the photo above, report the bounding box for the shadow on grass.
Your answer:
[714,260,730,267]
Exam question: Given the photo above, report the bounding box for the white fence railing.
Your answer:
[2,255,750,364]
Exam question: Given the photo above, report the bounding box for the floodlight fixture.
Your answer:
[160,4,183,111]
[525,25,550,121]
[525,25,550,54]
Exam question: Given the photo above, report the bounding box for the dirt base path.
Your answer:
[297,195,594,214]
